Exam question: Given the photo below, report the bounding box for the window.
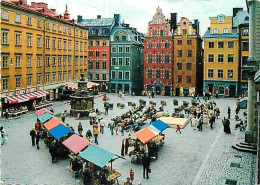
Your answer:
[125,58,130,66]
[186,63,192,70]
[63,40,67,50]
[15,56,21,68]
[95,62,100,69]
[52,56,56,66]
[1,30,8,44]
[58,39,62,49]
[148,55,152,63]
[165,70,170,79]
[156,55,161,63]
[156,70,160,78]
[118,58,123,66]
[15,14,21,23]
[63,72,66,81]
[89,41,93,46]
[148,70,152,78]
[37,56,42,67]
[187,50,192,57]
[52,38,56,49]
[15,32,21,46]
[96,41,100,46]
[118,71,123,79]
[95,51,100,57]
[68,71,71,80]
[152,30,157,36]
[111,71,116,79]
[68,40,71,51]
[102,62,106,69]
[46,22,50,29]
[16,77,21,88]
[84,42,87,51]
[2,56,8,68]
[208,69,214,78]
[80,31,83,37]
[84,57,87,65]
[115,36,119,41]
[223,28,228,33]
[217,69,224,78]
[58,56,62,66]
[102,41,107,46]
[45,73,50,83]
[68,56,72,65]
[75,42,79,51]
[183,29,187,35]
[218,42,224,48]
[243,29,249,36]
[95,74,99,80]
[177,76,182,83]
[125,47,130,53]
[2,10,8,20]
[125,72,130,80]
[160,30,165,36]
[27,16,32,25]
[27,55,32,67]
[165,43,170,48]
[227,54,234,63]
[58,25,62,32]
[156,43,161,48]
[177,50,182,57]
[208,54,214,62]
[217,15,224,23]
[37,20,42,27]
[3,79,8,90]
[242,42,249,51]
[228,41,234,48]
[242,56,248,66]
[177,40,182,45]
[177,63,182,70]
[37,35,42,48]
[186,76,191,84]
[218,54,224,62]
[118,47,123,53]
[63,56,67,65]
[148,43,153,48]
[227,69,233,78]
[122,36,127,41]
[58,72,62,81]
[45,56,50,66]
[102,51,107,57]
[112,47,117,53]
[213,28,219,34]
[242,71,249,80]
[164,55,170,63]
[89,51,93,57]
[187,40,192,45]
[88,62,93,69]
[111,58,117,66]
[209,42,214,48]
[52,73,56,82]
[52,23,56,31]
[75,56,78,66]
[27,76,32,86]
[89,74,92,80]
[45,37,50,48]
[37,75,41,85]
[63,27,66,33]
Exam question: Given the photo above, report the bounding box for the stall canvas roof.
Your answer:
[134,127,157,144]
[35,108,53,117]
[48,124,72,140]
[62,134,90,154]
[79,144,115,168]
[150,120,169,132]
[37,112,54,123]
[44,118,65,130]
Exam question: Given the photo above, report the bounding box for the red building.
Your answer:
[143,7,176,96]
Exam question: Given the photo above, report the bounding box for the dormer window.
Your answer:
[213,28,219,34]
[245,16,249,21]
[223,28,228,33]
[217,15,224,23]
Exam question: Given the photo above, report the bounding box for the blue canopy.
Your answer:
[150,120,169,132]
[48,124,72,140]
[79,144,115,168]
[37,112,54,123]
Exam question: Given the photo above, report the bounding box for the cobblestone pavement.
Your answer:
[0,94,256,185]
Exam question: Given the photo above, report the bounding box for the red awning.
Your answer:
[44,118,65,130]
[5,90,50,104]
[132,127,157,144]
[62,134,90,154]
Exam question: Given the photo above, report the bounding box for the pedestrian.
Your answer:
[142,154,151,179]
[36,131,41,149]
[5,109,9,122]
[35,121,41,132]
[93,126,99,145]
[50,108,54,113]
[105,104,109,115]
[228,107,231,119]
[92,111,97,121]
[198,117,203,131]
[78,122,83,135]
[235,106,240,115]
[122,92,125,100]
[89,111,93,124]
[115,123,119,135]
[109,122,114,135]
[87,129,92,138]
[61,110,67,123]
[30,128,36,146]
[121,121,125,136]
[0,126,7,145]
[151,91,155,98]
[100,118,105,134]
[223,117,231,134]
[176,125,181,134]
[192,116,197,130]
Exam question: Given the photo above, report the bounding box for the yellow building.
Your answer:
[0,0,88,115]
[203,14,239,97]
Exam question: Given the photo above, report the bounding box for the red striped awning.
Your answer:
[5,90,50,104]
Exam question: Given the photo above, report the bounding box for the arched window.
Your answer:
[218,86,224,94]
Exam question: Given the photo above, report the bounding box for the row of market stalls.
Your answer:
[35,108,123,184]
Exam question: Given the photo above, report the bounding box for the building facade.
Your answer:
[203,14,239,97]
[173,17,203,96]
[76,15,115,92]
[0,0,88,115]
[143,7,175,96]
[109,14,144,95]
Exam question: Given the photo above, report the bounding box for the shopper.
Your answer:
[30,128,36,146]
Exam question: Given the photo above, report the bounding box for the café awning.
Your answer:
[44,118,65,130]
[150,120,169,132]
[35,108,53,117]
[37,112,54,123]
[62,134,90,154]
[48,124,72,140]
[79,144,115,168]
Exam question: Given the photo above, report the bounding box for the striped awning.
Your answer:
[5,90,50,104]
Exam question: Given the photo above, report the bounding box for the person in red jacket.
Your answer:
[176,125,181,134]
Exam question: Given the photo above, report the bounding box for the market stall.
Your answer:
[48,124,72,140]
[44,118,65,131]
[35,108,54,117]
[37,112,54,124]
[62,134,90,155]
[159,117,189,128]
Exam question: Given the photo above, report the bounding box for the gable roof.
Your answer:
[203,28,239,39]
[76,18,115,27]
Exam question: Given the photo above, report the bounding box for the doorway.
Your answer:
[208,84,214,94]
[164,86,171,96]
[155,86,161,95]
[229,85,236,97]
[175,87,180,96]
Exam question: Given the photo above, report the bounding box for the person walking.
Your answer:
[105,104,109,115]
[78,122,83,135]
[223,117,231,134]
[93,126,99,145]
[115,123,119,135]
[100,118,105,134]
[109,122,114,135]
[198,117,203,131]
[142,154,151,179]
[0,127,7,145]
[30,128,36,146]
[89,111,93,125]
[176,125,181,134]
[192,116,197,130]
[5,109,9,122]
[36,131,41,150]
[61,110,67,123]
[228,107,231,119]
[151,91,155,98]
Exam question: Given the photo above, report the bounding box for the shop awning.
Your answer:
[44,118,65,130]
[79,144,115,168]
[48,124,72,140]
[133,127,157,144]
[62,134,90,154]
[5,90,50,104]
[150,120,169,132]
[35,108,53,117]
[37,112,54,123]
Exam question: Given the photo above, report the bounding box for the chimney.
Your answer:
[64,4,70,19]
[114,14,121,26]
[170,13,177,32]
[194,19,199,36]
[78,15,83,22]
[97,15,101,19]
[233,7,243,17]
[125,24,130,28]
